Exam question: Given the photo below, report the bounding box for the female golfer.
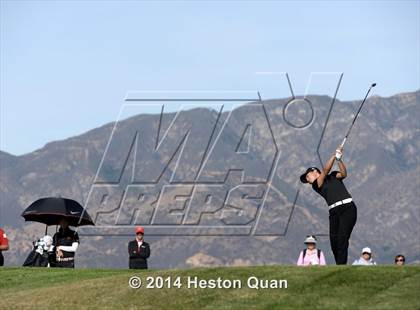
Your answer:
[300,146,357,265]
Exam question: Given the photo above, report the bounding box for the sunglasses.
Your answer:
[395,259,405,262]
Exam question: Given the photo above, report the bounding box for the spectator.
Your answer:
[128,226,150,269]
[52,219,80,268]
[297,235,326,266]
[0,227,9,266]
[352,247,377,265]
[394,255,405,266]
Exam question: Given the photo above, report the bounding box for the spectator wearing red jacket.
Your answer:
[0,227,9,266]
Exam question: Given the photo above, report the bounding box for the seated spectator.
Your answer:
[394,254,405,266]
[352,247,377,265]
[297,235,326,266]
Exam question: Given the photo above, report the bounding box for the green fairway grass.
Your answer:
[0,266,419,309]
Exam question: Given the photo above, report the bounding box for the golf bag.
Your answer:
[23,235,54,267]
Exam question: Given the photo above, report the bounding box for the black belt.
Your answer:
[56,257,74,262]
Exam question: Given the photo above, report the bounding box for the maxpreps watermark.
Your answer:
[78,73,344,236]
[128,275,288,290]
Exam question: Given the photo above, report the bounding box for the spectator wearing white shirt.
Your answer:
[352,247,377,266]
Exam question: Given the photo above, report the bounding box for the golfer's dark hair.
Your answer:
[395,254,405,262]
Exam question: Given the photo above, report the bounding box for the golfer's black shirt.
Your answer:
[312,171,352,207]
[53,228,79,259]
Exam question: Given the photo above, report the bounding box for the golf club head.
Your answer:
[371,83,377,87]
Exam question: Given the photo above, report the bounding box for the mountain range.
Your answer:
[0,90,419,268]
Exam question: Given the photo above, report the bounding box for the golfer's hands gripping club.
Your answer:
[335,147,343,161]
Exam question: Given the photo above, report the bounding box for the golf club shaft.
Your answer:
[340,83,376,147]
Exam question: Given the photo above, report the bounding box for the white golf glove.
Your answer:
[335,149,343,161]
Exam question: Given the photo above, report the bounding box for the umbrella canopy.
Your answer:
[22,197,95,227]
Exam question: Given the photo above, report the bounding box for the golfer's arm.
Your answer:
[317,155,335,187]
[336,160,347,179]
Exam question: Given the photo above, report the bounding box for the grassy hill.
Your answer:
[0,266,419,309]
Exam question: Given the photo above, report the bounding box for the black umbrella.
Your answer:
[22,197,95,227]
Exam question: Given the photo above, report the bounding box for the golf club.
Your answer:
[340,83,376,147]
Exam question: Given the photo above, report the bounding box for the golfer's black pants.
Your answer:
[0,252,4,266]
[329,202,357,265]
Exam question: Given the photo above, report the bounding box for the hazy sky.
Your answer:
[1,0,419,155]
